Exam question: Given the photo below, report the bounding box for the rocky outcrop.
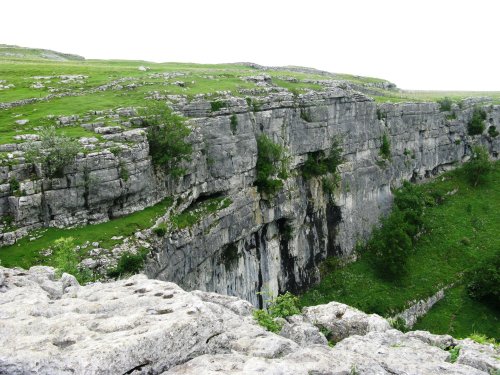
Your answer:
[0,266,498,375]
[2,88,500,305]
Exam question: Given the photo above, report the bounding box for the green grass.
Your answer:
[170,197,232,230]
[372,89,500,104]
[3,46,500,147]
[413,284,500,340]
[299,163,500,324]
[0,197,173,269]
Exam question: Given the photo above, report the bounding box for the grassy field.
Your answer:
[2,45,500,145]
[299,162,500,339]
[0,197,173,269]
[413,284,499,340]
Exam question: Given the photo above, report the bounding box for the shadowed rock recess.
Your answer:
[0,266,498,374]
[1,88,500,306]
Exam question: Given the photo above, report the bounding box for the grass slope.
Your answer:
[2,45,500,146]
[299,162,500,338]
[0,197,172,269]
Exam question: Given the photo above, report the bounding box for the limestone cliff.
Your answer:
[1,86,499,305]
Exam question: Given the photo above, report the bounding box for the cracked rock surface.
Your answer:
[0,266,498,375]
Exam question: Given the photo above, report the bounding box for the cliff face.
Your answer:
[1,88,499,305]
[147,92,500,306]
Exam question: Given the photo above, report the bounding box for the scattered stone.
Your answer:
[14,119,29,125]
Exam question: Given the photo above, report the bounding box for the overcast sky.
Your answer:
[2,0,499,91]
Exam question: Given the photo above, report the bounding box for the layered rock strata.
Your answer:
[1,88,499,304]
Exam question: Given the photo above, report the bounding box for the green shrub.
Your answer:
[465,251,499,309]
[467,333,499,347]
[119,161,129,181]
[268,292,301,318]
[448,346,460,363]
[153,224,167,237]
[170,197,232,230]
[446,112,457,120]
[210,100,227,112]
[467,107,486,136]
[366,181,432,280]
[367,209,413,279]
[300,107,312,122]
[253,309,282,333]
[488,125,499,138]
[25,126,80,178]
[255,134,289,196]
[388,316,409,332]
[380,133,391,160]
[302,137,343,180]
[230,114,238,135]
[437,97,453,112]
[463,145,491,187]
[376,108,387,121]
[52,237,91,283]
[107,249,148,279]
[142,103,192,178]
[9,177,20,194]
[253,291,301,333]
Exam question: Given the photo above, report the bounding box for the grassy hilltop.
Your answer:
[2,44,500,145]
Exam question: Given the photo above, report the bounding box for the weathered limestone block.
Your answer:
[302,301,391,342]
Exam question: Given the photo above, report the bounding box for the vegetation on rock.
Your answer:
[302,137,343,182]
[379,133,391,160]
[255,134,289,196]
[463,145,492,186]
[25,126,80,178]
[253,291,301,333]
[300,162,500,339]
[467,107,486,135]
[143,104,192,178]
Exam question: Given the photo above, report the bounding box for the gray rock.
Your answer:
[456,338,500,374]
[0,266,497,375]
[302,301,391,342]
[279,314,328,346]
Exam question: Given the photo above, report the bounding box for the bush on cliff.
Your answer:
[302,137,343,181]
[255,134,289,196]
[467,107,486,136]
[25,126,80,178]
[142,103,192,178]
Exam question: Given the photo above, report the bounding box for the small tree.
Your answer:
[467,107,486,136]
[52,237,91,283]
[25,126,80,178]
[463,145,491,186]
[465,251,499,310]
[255,134,289,196]
[142,103,192,178]
[380,133,391,160]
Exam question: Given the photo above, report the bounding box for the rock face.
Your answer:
[1,88,500,305]
[1,266,498,375]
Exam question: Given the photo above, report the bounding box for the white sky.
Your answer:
[2,0,499,91]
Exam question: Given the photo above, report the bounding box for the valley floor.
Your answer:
[300,162,500,340]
